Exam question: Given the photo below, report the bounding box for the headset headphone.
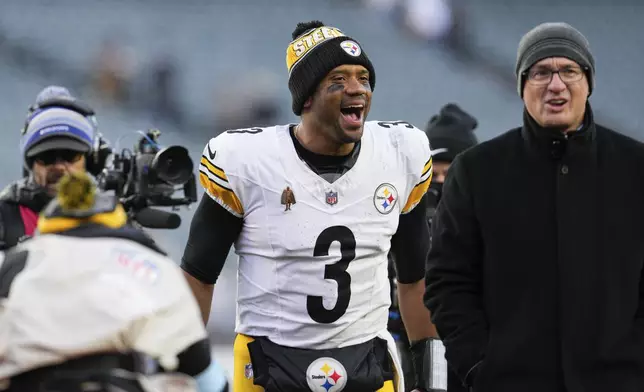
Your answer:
[20,97,112,178]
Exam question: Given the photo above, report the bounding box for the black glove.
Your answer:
[409,338,447,392]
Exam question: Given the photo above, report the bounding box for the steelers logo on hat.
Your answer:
[340,40,361,57]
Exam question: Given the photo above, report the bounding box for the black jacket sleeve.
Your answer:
[390,195,429,284]
[0,210,6,251]
[424,156,488,386]
[638,264,644,320]
[180,195,243,285]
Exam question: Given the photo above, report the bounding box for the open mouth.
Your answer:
[340,104,364,127]
[546,98,568,109]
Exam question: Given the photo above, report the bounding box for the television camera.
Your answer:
[98,129,197,229]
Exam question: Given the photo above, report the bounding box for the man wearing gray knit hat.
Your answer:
[425,22,644,392]
[515,22,595,132]
[516,22,595,97]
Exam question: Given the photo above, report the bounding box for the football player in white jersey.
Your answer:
[182,20,443,392]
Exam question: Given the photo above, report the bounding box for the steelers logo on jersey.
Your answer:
[373,183,398,215]
[306,357,347,392]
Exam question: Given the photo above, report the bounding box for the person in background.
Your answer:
[388,103,478,392]
[0,86,110,250]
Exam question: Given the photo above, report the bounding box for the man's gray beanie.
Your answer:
[515,22,595,97]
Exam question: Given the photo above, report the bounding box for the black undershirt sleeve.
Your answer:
[173,338,212,376]
[390,195,430,284]
[180,195,243,285]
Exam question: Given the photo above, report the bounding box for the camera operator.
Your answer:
[0,171,213,392]
[0,86,110,250]
[388,103,478,391]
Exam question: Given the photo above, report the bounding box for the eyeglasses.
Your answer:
[524,66,587,86]
[34,149,83,166]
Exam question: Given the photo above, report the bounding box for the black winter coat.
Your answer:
[425,105,644,392]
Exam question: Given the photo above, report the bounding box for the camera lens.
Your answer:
[151,146,193,185]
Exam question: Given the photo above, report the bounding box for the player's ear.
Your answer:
[303,97,312,110]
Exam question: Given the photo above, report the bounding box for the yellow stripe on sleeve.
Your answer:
[421,157,432,180]
[402,157,433,214]
[200,156,228,183]
[199,172,244,217]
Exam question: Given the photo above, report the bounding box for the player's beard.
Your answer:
[338,128,363,144]
[335,119,364,144]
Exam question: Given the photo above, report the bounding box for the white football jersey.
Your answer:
[198,121,432,349]
[0,235,207,381]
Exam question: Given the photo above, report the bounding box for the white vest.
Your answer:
[0,234,207,382]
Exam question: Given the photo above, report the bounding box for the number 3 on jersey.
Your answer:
[307,226,356,324]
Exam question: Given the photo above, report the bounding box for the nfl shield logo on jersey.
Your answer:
[244,362,253,379]
[325,190,338,206]
[373,183,398,215]
[306,357,347,392]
